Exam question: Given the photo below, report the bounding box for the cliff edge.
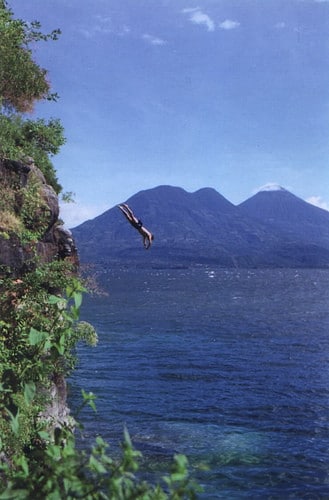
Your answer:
[0,157,79,433]
[0,157,78,275]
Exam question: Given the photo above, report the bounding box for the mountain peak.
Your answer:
[72,183,329,268]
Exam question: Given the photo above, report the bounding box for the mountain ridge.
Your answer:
[239,189,329,249]
[72,185,329,268]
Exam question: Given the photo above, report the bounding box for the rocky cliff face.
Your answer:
[0,158,78,275]
[0,157,79,433]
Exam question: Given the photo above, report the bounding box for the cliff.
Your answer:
[0,157,79,435]
[0,157,78,276]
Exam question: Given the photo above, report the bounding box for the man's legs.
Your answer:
[118,204,132,221]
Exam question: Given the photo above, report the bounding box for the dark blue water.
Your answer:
[69,267,329,499]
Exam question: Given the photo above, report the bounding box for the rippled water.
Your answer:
[69,267,329,498]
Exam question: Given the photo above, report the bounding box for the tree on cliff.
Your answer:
[0,0,64,192]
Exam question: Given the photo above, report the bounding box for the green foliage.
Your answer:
[0,2,64,192]
[20,175,50,242]
[0,158,60,243]
[0,390,40,456]
[0,2,60,112]
[0,261,95,452]
[0,114,64,193]
[61,191,76,204]
[0,211,22,237]
[0,423,200,499]
[0,263,93,388]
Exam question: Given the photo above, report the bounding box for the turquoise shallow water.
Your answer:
[69,267,329,499]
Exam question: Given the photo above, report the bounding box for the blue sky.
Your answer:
[8,0,329,227]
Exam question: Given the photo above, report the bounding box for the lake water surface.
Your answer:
[69,267,329,499]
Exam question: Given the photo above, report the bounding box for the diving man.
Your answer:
[118,204,154,249]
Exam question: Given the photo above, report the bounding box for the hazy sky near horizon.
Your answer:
[8,0,329,227]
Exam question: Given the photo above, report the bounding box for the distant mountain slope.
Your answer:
[239,185,329,250]
[72,185,329,268]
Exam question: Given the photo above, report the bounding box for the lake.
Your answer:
[69,267,329,499]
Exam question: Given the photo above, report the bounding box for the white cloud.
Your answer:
[274,22,286,29]
[91,15,113,35]
[306,196,329,211]
[256,183,285,193]
[78,15,130,38]
[60,201,108,228]
[142,34,167,46]
[78,28,94,39]
[182,7,215,32]
[119,25,131,36]
[219,19,240,30]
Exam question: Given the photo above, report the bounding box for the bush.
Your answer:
[0,424,200,499]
